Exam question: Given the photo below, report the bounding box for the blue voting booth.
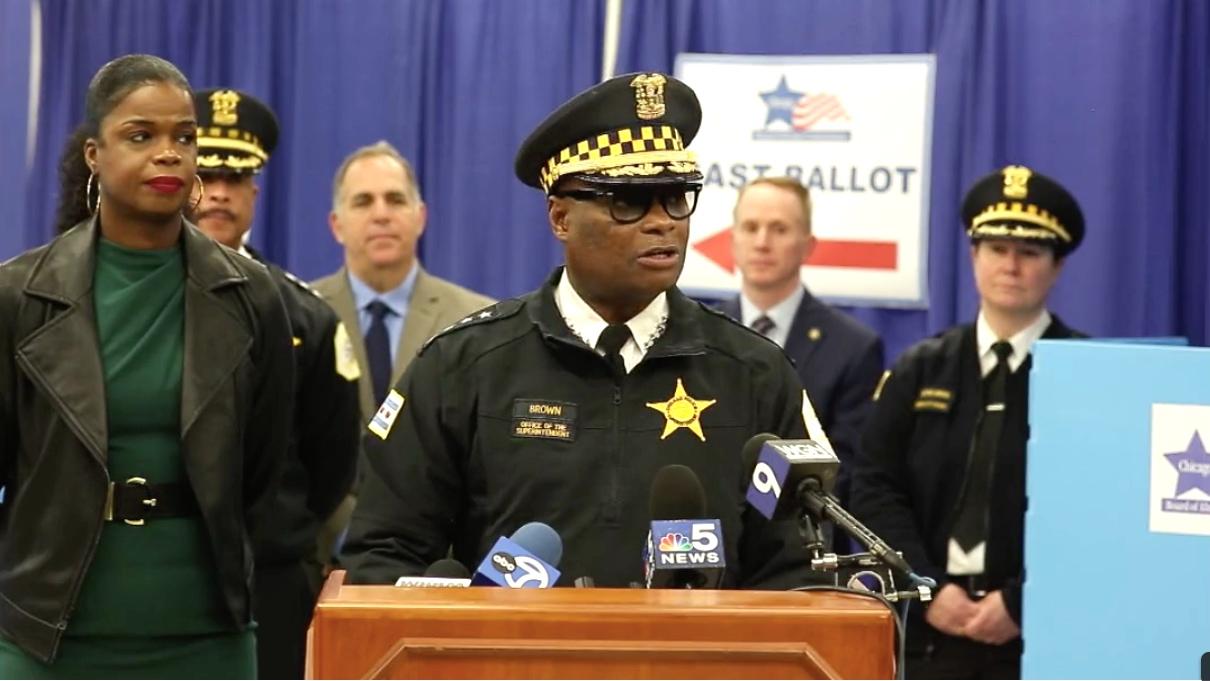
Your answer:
[1025,339,1210,679]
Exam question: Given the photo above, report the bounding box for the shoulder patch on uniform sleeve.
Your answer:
[800,389,835,453]
[420,299,525,353]
[334,322,361,381]
[282,270,322,298]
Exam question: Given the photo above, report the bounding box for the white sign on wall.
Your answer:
[1150,403,1210,537]
[674,54,935,307]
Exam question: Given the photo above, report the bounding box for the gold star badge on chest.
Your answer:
[645,378,717,441]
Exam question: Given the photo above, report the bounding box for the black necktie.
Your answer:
[751,315,775,336]
[952,340,1014,553]
[596,324,632,377]
[365,300,393,405]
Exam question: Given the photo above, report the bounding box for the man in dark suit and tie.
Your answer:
[718,177,883,506]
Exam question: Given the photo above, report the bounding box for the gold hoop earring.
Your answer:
[189,174,205,212]
[85,171,100,215]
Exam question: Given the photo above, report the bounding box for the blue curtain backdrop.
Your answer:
[9,0,1210,362]
[0,0,31,263]
[616,0,1210,361]
[21,0,601,300]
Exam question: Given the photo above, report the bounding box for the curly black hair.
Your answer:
[54,124,93,234]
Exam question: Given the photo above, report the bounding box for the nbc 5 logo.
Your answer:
[659,523,720,553]
[686,522,720,552]
[651,520,723,567]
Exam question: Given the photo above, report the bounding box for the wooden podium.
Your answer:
[306,571,895,679]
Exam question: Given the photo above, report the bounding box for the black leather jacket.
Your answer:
[0,219,294,662]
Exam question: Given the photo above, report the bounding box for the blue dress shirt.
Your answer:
[347,265,419,368]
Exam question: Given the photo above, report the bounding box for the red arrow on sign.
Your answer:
[691,230,899,274]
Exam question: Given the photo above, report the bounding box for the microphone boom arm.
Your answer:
[796,478,934,602]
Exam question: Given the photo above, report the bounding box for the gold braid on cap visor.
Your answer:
[197,135,268,171]
[539,125,699,193]
[967,201,1073,244]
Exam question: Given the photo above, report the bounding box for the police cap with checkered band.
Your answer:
[515,72,703,193]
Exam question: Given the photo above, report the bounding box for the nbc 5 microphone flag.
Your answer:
[644,519,725,579]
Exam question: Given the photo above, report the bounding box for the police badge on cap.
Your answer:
[961,165,1085,258]
[514,73,703,193]
[194,89,279,174]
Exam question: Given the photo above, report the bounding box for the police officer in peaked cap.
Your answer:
[192,88,361,680]
[342,73,823,590]
[851,165,1088,678]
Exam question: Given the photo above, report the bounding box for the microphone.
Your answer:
[743,434,837,520]
[425,558,471,579]
[643,464,726,589]
[393,558,471,587]
[511,522,563,568]
[743,434,918,581]
[471,521,563,588]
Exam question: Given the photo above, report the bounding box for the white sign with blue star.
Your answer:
[674,54,934,307]
[1149,403,1210,536]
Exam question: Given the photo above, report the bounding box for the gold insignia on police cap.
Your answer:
[333,322,361,382]
[1001,165,1032,199]
[196,88,278,174]
[209,90,240,126]
[645,378,716,442]
[961,164,1084,257]
[515,72,703,193]
[630,73,667,120]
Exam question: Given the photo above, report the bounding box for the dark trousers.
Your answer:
[907,629,1022,680]
[254,558,323,680]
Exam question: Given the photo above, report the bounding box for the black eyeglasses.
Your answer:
[553,184,702,224]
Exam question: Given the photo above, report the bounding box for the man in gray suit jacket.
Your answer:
[312,141,493,560]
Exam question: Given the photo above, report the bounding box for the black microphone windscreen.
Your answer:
[423,558,471,579]
[649,464,707,520]
[741,432,780,476]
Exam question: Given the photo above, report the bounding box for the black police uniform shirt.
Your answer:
[342,268,814,589]
[849,312,1083,629]
[242,246,360,567]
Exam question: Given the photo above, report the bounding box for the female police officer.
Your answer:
[851,165,1086,679]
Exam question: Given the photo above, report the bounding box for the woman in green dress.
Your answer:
[0,54,294,678]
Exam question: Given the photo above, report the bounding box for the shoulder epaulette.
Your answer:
[697,301,782,348]
[281,269,322,298]
[421,299,524,352]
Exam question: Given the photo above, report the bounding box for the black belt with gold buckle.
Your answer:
[103,477,200,526]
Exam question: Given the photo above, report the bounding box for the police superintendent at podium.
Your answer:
[341,73,818,588]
